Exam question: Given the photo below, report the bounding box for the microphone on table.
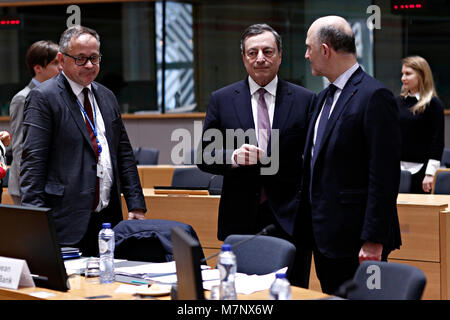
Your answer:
[200,224,276,264]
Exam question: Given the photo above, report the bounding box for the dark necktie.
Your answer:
[311,84,337,168]
[83,88,100,210]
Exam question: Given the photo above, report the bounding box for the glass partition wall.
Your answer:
[0,0,448,115]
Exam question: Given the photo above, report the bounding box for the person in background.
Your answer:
[20,26,146,256]
[8,40,62,204]
[397,56,445,193]
[0,130,11,203]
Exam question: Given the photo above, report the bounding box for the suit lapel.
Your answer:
[313,68,363,159]
[57,74,95,154]
[271,79,292,131]
[232,79,256,134]
[304,89,327,163]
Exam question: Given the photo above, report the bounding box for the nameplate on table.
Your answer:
[0,256,35,290]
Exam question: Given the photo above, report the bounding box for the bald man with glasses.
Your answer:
[21,25,146,256]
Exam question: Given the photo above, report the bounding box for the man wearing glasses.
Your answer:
[21,25,146,256]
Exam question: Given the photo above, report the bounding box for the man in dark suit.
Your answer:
[298,16,402,294]
[21,25,146,256]
[9,40,62,205]
[198,24,315,287]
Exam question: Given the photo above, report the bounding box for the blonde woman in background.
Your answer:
[397,55,445,193]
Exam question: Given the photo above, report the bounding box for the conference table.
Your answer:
[122,184,450,300]
[0,274,329,300]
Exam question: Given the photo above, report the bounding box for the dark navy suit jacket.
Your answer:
[21,73,146,245]
[298,67,402,259]
[198,78,315,241]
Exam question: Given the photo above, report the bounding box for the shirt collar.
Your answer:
[332,62,359,90]
[62,71,92,97]
[248,75,278,97]
[31,78,41,87]
[406,92,420,100]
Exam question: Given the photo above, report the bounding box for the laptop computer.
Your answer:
[0,204,70,291]
[171,226,205,300]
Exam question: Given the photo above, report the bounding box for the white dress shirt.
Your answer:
[62,71,113,212]
[231,75,277,165]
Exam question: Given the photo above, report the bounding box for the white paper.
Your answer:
[29,291,57,298]
[115,284,140,294]
[115,261,177,276]
[64,258,89,275]
[145,266,217,285]
[203,267,288,295]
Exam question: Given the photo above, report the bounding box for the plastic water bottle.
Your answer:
[217,244,237,300]
[98,223,115,284]
[269,273,292,300]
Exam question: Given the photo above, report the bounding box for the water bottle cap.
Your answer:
[221,244,232,251]
[102,223,111,229]
[275,273,287,279]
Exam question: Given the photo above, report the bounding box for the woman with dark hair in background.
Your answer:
[397,56,445,193]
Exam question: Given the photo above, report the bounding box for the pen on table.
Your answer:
[131,280,151,286]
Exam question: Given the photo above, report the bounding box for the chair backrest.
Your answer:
[223,235,296,275]
[171,166,214,188]
[399,170,412,193]
[432,169,450,194]
[208,175,223,195]
[442,148,450,168]
[133,147,159,165]
[345,261,426,300]
[113,219,205,262]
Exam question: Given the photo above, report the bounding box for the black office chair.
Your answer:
[441,148,450,168]
[337,261,426,300]
[433,170,450,194]
[222,235,296,276]
[113,219,205,262]
[208,175,223,195]
[133,147,159,165]
[399,170,412,193]
[171,166,214,189]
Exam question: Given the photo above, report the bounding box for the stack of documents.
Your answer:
[115,261,287,295]
[61,247,81,260]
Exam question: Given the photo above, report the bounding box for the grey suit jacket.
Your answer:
[8,80,36,197]
[21,73,146,245]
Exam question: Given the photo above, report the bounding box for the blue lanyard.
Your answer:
[76,89,102,156]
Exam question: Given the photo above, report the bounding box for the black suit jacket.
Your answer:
[298,67,402,259]
[198,78,315,240]
[21,73,146,245]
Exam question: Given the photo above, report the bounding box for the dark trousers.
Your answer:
[313,243,389,295]
[74,205,118,257]
[410,165,426,194]
[256,201,312,289]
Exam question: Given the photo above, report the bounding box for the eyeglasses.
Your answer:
[63,52,102,66]
[245,48,276,59]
